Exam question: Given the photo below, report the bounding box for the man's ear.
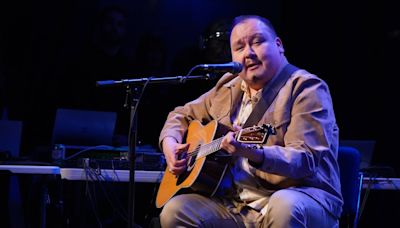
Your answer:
[275,37,285,53]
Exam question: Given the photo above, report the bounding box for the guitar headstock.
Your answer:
[236,124,276,144]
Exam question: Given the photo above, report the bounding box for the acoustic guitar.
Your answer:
[156,119,275,208]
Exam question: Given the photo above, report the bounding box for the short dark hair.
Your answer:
[230,15,277,38]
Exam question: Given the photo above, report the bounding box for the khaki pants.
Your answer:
[160,189,338,228]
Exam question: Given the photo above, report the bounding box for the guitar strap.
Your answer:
[242,64,299,128]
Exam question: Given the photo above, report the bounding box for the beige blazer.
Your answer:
[159,65,343,218]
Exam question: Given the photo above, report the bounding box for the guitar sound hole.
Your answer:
[176,147,198,185]
[176,168,191,185]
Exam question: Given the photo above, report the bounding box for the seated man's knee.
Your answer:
[264,189,306,227]
[160,194,238,227]
[160,194,213,227]
[159,194,187,226]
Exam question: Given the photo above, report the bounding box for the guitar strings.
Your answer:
[185,127,257,159]
[187,137,223,159]
[184,125,268,159]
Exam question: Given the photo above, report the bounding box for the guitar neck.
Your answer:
[189,123,273,160]
[193,137,223,160]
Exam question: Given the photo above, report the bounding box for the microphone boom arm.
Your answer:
[96,74,214,87]
[97,62,242,87]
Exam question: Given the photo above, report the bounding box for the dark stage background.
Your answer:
[1,0,399,227]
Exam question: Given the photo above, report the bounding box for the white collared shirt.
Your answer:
[231,81,273,213]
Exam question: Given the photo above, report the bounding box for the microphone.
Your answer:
[198,62,243,74]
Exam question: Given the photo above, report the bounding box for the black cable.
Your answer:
[92,167,129,222]
[127,77,150,139]
[126,77,152,228]
[83,160,131,223]
[86,165,103,227]
[84,164,103,228]
[186,65,200,78]
[64,145,114,161]
[143,172,164,223]
[358,173,377,220]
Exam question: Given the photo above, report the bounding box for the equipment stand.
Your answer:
[126,85,144,228]
[96,74,213,228]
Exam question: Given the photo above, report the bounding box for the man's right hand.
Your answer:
[162,137,190,175]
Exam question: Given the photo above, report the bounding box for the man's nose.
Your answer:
[244,45,256,58]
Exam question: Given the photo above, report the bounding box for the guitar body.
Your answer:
[155,120,274,208]
[156,120,228,208]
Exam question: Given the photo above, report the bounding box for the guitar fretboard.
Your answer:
[189,137,223,160]
[186,124,271,160]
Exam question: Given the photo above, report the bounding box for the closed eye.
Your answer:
[252,37,265,45]
[233,45,244,52]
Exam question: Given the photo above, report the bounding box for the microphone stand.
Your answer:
[96,74,214,228]
[126,84,140,228]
